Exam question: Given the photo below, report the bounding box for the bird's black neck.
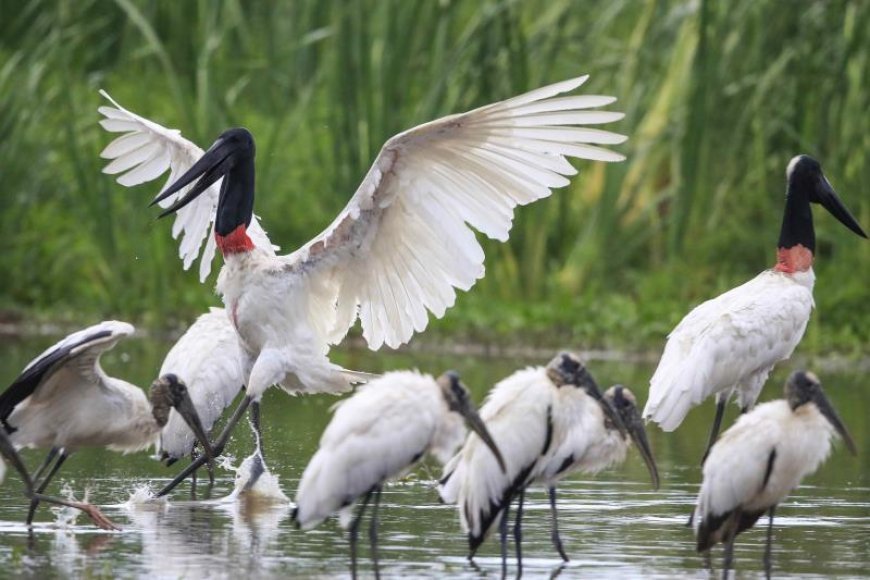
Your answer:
[777,185,814,253]
[215,160,255,255]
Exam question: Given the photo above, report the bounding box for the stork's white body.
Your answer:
[693,398,838,544]
[293,371,466,530]
[159,308,251,460]
[536,386,628,487]
[440,366,559,539]
[4,321,163,454]
[99,76,627,400]
[644,269,815,430]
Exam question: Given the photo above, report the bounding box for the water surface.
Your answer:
[0,333,866,578]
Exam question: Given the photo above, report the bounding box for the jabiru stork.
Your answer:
[693,370,856,578]
[98,76,628,494]
[292,370,504,577]
[643,155,866,461]
[0,321,214,527]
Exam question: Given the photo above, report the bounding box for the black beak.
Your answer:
[624,407,660,489]
[817,175,867,238]
[173,391,217,474]
[813,390,857,456]
[581,375,628,437]
[151,135,234,217]
[458,401,507,473]
[0,430,33,489]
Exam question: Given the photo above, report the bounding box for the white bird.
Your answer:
[643,155,866,460]
[439,352,656,573]
[693,370,855,578]
[0,428,116,530]
[292,370,504,578]
[98,75,628,491]
[0,321,214,528]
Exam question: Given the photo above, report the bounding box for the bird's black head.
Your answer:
[785,370,856,455]
[779,155,866,252]
[603,385,659,489]
[151,127,257,239]
[546,352,591,389]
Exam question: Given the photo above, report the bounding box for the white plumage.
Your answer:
[693,370,855,575]
[158,307,251,462]
[644,269,814,431]
[98,75,627,368]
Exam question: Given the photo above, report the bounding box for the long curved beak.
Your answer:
[814,390,857,456]
[0,430,33,489]
[173,391,217,474]
[459,402,507,473]
[582,377,628,436]
[624,408,660,489]
[151,136,233,217]
[818,176,867,238]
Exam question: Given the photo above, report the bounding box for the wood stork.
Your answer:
[0,428,117,530]
[693,370,856,578]
[439,352,655,573]
[291,370,504,578]
[156,307,263,492]
[643,155,866,461]
[97,75,627,492]
[0,321,214,527]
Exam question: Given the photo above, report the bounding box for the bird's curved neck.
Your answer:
[775,183,815,273]
[215,159,255,255]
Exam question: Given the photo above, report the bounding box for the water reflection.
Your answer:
[0,336,866,578]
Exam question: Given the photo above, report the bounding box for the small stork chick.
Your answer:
[438,352,627,575]
[643,156,866,463]
[0,321,214,528]
[535,385,659,561]
[693,370,856,578]
[0,429,117,530]
[292,370,504,578]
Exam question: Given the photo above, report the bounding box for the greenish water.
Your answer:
[0,332,867,578]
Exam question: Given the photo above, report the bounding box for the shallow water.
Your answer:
[0,333,867,578]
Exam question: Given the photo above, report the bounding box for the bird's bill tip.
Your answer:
[818,178,867,239]
[173,393,217,469]
[813,390,857,456]
[460,407,506,473]
[629,420,660,489]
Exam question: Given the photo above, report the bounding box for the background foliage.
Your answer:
[0,0,867,353]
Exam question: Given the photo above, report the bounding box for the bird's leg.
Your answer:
[157,394,253,497]
[349,488,374,580]
[514,488,525,575]
[721,510,739,580]
[248,401,265,462]
[26,452,68,527]
[499,502,511,579]
[763,505,776,578]
[548,487,569,562]
[701,394,728,465]
[369,485,383,580]
[189,449,198,499]
[31,447,60,484]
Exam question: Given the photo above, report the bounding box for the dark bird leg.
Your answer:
[189,449,198,499]
[26,451,69,527]
[499,503,511,579]
[721,510,740,580]
[369,485,383,580]
[241,400,266,492]
[701,394,727,465]
[31,447,60,484]
[157,394,253,497]
[349,488,374,580]
[548,487,569,561]
[763,506,776,578]
[514,488,525,576]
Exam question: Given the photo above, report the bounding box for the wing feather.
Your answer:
[287,75,626,349]
[97,91,277,281]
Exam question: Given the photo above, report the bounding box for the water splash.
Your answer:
[225,452,288,504]
[49,483,90,528]
[121,484,168,510]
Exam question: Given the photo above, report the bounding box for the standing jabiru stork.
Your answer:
[643,156,866,462]
[532,384,659,562]
[438,352,632,575]
[292,370,504,578]
[0,321,214,528]
[0,429,117,530]
[693,370,856,578]
[97,76,628,494]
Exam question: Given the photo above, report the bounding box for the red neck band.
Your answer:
[216,224,255,255]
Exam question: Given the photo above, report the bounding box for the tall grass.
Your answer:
[0,0,867,352]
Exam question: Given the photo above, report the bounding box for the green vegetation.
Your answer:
[0,0,867,353]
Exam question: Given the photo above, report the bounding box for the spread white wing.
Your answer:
[98,91,277,282]
[285,75,627,349]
